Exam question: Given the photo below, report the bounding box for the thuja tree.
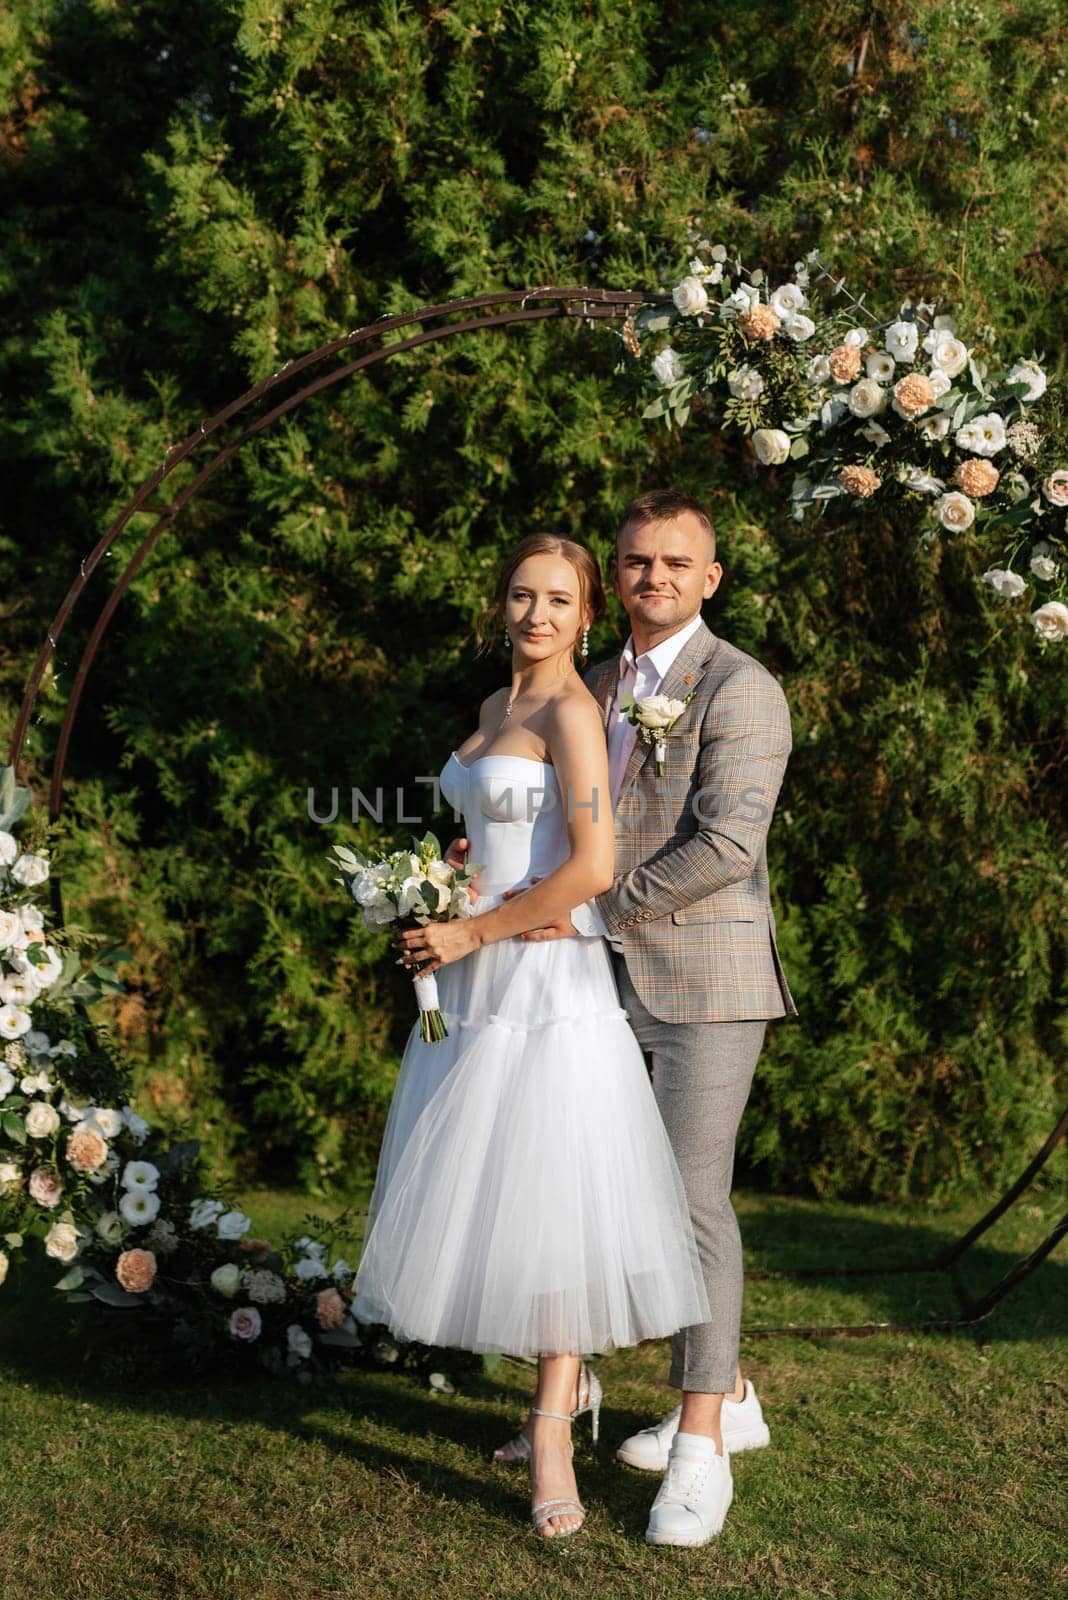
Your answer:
[1,0,1064,1198]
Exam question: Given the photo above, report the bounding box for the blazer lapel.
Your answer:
[586,659,619,729]
[617,621,719,791]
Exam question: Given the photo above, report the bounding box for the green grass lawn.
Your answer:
[1,1185,1064,1600]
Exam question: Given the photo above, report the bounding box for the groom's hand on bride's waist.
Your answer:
[502,878,578,941]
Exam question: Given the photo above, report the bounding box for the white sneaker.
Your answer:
[645,1433,733,1547]
[616,1380,770,1471]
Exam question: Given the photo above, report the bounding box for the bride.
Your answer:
[351,533,709,1539]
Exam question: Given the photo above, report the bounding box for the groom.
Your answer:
[525,488,797,1546]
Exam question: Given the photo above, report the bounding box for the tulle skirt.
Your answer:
[351,897,710,1358]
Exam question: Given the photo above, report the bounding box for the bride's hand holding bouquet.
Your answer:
[330,832,482,1041]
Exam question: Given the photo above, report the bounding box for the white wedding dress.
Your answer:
[351,748,710,1358]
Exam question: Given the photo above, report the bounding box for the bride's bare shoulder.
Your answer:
[546,678,604,741]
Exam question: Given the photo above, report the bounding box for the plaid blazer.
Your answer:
[583,618,798,1024]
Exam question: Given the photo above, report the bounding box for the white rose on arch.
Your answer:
[884,321,919,362]
[727,365,764,401]
[752,428,791,465]
[935,492,976,532]
[1031,600,1068,640]
[0,1004,32,1040]
[1041,469,1068,506]
[929,336,969,378]
[781,312,816,342]
[770,282,808,315]
[672,275,709,317]
[847,379,886,418]
[0,831,18,867]
[10,854,50,887]
[1007,360,1047,402]
[651,346,684,387]
[981,569,1027,598]
[1029,543,1060,581]
[955,414,1007,456]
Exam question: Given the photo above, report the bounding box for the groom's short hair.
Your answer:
[617,490,717,560]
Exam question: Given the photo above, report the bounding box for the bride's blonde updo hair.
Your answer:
[475,534,607,658]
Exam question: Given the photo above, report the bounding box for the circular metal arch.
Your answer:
[7,285,1065,1334]
[8,286,661,821]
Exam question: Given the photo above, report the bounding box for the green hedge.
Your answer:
[1,0,1064,1199]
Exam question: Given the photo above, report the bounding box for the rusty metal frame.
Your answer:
[7,285,1064,1342]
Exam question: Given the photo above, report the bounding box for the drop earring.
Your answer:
[503,625,510,649]
[580,625,589,661]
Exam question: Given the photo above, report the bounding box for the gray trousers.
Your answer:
[611,949,766,1394]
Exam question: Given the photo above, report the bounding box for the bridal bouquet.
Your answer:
[330,832,482,1042]
[627,244,1067,643]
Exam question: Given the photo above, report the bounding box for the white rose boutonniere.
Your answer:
[620,689,697,777]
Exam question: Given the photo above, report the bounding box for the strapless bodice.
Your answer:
[439,750,570,898]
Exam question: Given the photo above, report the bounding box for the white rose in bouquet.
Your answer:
[981,569,1027,598]
[860,421,891,448]
[770,282,807,315]
[121,1159,160,1191]
[0,1005,32,1040]
[955,414,1007,456]
[217,1209,253,1241]
[843,327,868,349]
[0,832,18,867]
[121,1104,151,1143]
[930,337,969,377]
[10,854,50,887]
[900,467,946,496]
[806,354,831,385]
[24,1101,60,1138]
[1031,600,1068,640]
[935,492,976,531]
[847,379,886,418]
[0,1068,14,1099]
[1029,543,1060,581]
[752,428,791,465]
[210,1263,242,1297]
[781,312,816,342]
[919,413,952,442]
[1007,360,1047,402]
[865,351,895,382]
[0,910,20,949]
[294,1254,329,1282]
[884,321,919,362]
[652,346,684,387]
[720,283,760,318]
[727,365,764,401]
[95,1211,126,1245]
[672,275,709,316]
[287,1323,314,1360]
[120,1188,161,1226]
[76,1107,124,1139]
[44,1222,80,1262]
[928,369,952,400]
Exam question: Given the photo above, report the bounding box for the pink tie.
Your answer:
[608,656,639,798]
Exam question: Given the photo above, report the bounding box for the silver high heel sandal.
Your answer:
[527,1406,586,1539]
[492,1359,603,1464]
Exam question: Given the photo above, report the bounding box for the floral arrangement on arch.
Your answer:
[624,243,1067,644]
[0,765,457,1388]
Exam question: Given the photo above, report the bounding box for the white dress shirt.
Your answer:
[570,612,705,949]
